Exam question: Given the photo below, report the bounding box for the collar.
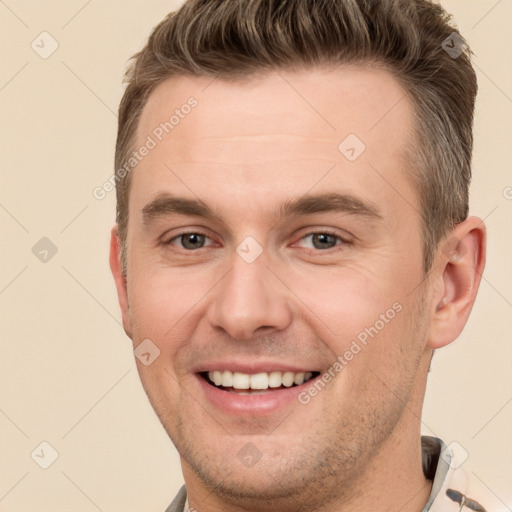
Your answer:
[421,436,488,511]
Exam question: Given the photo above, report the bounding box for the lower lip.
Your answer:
[195,374,316,416]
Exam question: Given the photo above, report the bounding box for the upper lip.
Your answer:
[192,360,320,374]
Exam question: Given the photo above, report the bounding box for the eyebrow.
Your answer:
[142,192,383,225]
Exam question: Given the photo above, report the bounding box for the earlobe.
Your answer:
[427,217,486,349]
[109,226,133,339]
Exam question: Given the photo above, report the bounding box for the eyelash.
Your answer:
[163,229,351,252]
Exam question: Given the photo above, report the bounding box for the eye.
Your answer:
[165,232,215,250]
[163,229,350,252]
[296,230,349,250]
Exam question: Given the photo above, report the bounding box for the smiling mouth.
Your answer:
[200,370,320,394]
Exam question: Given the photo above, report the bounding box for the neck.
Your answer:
[333,413,433,512]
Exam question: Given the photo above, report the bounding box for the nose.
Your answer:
[205,249,293,341]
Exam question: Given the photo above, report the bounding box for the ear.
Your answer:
[427,217,486,349]
[109,226,133,339]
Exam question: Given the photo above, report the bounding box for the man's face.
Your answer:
[117,66,434,504]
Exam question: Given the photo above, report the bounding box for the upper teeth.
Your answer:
[207,370,313,390]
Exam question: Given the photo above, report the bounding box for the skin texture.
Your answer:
[110,66,486,512]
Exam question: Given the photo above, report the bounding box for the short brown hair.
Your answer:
[115,0,477,274]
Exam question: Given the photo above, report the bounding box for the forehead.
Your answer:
[131,65,417,223]
[137,65,413,149]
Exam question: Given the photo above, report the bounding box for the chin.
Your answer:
[188,459,306,501]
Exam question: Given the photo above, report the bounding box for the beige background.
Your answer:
[1,1,511,510]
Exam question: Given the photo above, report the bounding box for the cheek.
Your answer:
[126,233,420,352]
[286,264,403,346]
[326,307,423,423]
[288,263,420,394]
[127,265,210,342]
